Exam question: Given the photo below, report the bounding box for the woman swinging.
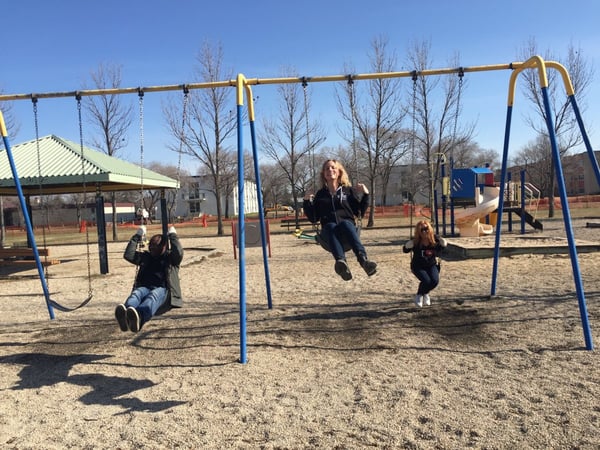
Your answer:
[303,159,377,281]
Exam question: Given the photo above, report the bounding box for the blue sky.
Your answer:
[1,0,599,171]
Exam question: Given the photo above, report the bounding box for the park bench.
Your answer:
[0,247,60,266]
[279,218,315,231]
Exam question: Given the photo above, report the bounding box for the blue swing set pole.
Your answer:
[568,94,600,189]
[490,78,514,297]
[492,57,593,350]
[245,83,273,310]
[543,62,593,350]
[236,75,248,364]
[0,110,55,319]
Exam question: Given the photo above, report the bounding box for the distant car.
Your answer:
[266,204,292,211]
[265,205,294,215]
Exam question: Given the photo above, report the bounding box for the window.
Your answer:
[189,201,201,214]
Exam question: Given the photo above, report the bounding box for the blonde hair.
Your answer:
[320,159,351,188]
[412,220,435,245]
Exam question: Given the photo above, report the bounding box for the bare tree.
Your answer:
[258,162,289,212]
[511,134,554,197]
[453,140,500,169]
[83,63,133,240]
[517,38,594,217]
[259,68,326,224]
[0,96,19,138]
[144,161,190,222]
[406,39,474,223]
[337,36,408,227]
[0,95,19,247]
[163,42,237,235]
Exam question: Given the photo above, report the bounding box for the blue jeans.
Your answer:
[412,265,440,295]
[125,286,168,326]
[321,220,365,260]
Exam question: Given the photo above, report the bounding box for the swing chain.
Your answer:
[76,93,93,298]
[301,77,315,193]
[450,67,464,161]
[176,86,189,197]
[32,97,51,280]
[347,75,359,185]
[409,70,418,235]
[138,89,145,216]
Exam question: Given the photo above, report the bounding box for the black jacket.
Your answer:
[403,236,446,271]
[124,231,184,308]
[303,185,368,226]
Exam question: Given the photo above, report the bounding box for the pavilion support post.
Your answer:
[96,185,109,274]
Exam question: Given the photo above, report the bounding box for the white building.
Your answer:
[168,175,259,219]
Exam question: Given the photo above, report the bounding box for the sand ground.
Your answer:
[0,218,599,449]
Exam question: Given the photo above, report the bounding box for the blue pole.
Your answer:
[491,105,513,296]
[248,119,273,308]
[449,157,456,236]
[434,189,439,235]
[0,118,55,319]
[542,87,593,350]
[236,100,247,363]
[507,172,513,232]
[569,95,600,188]
[441,159,447,236]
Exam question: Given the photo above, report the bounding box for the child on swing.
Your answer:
[403,220,447,307]
[115,224,183,332]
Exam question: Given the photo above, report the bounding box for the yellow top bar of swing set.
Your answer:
[505,56,575,107]
[0,57,571,105]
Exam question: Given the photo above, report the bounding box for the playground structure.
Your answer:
[449,166,498,237]
[439,164,542,237]
[0,55,597,361]
[453,185,500,237]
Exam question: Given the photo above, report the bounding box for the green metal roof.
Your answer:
[0,135,179,195]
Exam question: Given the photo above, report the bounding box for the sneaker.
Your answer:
[334,259,353,281]
[115,304,128,332]
[424,294,431,306]
[358,254,377,276]
[126,306,141,333]
[362,260,377,276]
[414,295,423,308]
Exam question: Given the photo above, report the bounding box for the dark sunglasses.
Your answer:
[420,227,429,232]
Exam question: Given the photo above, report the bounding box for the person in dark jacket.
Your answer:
[115,224,183,332]
[303,159,377,281]
[403,220,447,307]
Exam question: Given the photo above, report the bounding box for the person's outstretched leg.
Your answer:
[116,287,149,332]
[422,266,440,306]
[322,223,352,281]
[336,220,377,276]
[412,267,438,307]
[134,286,169,330]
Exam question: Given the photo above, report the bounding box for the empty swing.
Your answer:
[32,95,94,312]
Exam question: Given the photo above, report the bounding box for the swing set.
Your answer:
[0,89,183,318]
[0,56,596,363]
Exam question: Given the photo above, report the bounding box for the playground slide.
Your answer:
[454,186,500,237]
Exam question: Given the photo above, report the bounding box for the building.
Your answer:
[166,175,259,219]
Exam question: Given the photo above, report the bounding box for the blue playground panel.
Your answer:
[451,167,494,199]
